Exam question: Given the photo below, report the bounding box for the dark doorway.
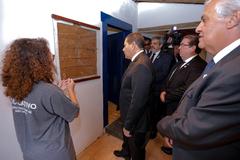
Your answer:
[108,31,125,105]
[106,30,131,139]
[101,12,132,127]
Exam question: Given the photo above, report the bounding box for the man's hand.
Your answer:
[123,128,132,137]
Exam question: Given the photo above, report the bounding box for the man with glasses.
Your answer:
[159,35,206,155]
[158,0,240,159]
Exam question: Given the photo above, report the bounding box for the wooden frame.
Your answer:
[52,14,100,82]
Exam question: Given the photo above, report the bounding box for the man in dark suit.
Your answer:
[159,34,206,154]
[161,35,206,116]
[157,0,240,160]
[113,32,154,160]
[150,37,175,95]
[149,36,175,138]
[144,37,152,57]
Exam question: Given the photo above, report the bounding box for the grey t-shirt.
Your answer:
[11,81,79,160]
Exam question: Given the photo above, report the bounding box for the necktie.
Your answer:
[202,59,215,74]
[150,53,155,62]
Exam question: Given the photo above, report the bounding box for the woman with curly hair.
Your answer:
[1,38,79,160]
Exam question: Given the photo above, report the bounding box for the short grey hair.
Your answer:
[151,36,165,45]
[205,0,240,18]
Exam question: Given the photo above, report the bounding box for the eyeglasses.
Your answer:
[180,43,190,47]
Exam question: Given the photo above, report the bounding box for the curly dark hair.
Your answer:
[1,38,55,101]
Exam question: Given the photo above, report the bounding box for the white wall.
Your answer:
[0,0,3,50]
[138,3,204,28]
[0,0,137,160]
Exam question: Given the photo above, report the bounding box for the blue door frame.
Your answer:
[101,12,132,126]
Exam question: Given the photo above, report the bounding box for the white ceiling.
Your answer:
[136,0,204,36]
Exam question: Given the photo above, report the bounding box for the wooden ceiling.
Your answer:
[133,0,205,4]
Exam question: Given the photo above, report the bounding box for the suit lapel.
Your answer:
[152,51,161,63]
[166,61,184,84]
[182,45,240,99]
[122,62,134,82]
[179,55,199,71]
[200,45,240,80]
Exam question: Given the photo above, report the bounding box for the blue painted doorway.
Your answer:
[101,12,132,126]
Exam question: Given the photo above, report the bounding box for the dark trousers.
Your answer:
[121,132,148,160]
[150,95,166,133]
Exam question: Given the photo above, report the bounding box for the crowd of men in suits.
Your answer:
[145,34,207,155]
[113,32,207,159]
[114,0,240,159]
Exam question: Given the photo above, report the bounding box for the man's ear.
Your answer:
[226,11,240,29]
[131,41,137,50]
[191,45,196,51]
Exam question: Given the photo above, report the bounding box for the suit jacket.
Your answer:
[157,45,240,160]
[152,51,175,95]
[119,53,154,133]
[163,55,206,115]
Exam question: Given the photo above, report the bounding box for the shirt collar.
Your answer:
[184,54,197,63]
[213,38,240,63]
[153,50,160,56]
[131,50,144,61]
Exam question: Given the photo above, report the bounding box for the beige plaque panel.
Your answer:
[57,23,97,79]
